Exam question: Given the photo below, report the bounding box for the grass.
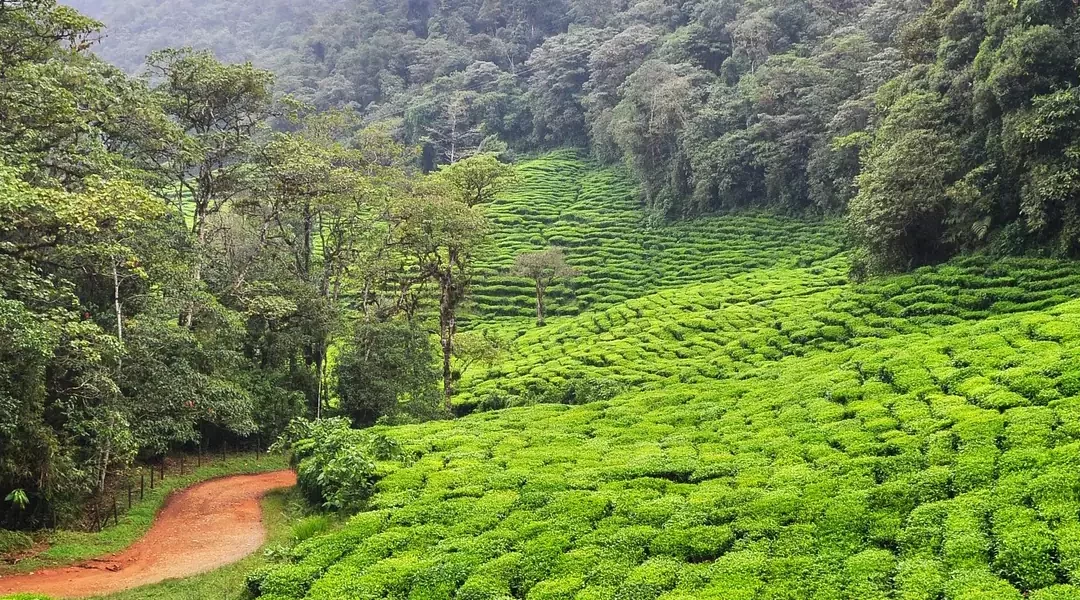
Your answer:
[245,153,1080,599]
[0,453,288,577]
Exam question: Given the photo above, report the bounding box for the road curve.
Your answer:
[0,470,296,599]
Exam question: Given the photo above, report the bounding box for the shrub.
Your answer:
[991,507,1058,590]
[274,418,381,511]
[0,528,32,554]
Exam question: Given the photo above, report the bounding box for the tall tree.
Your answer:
[143,48,275,325]
[433,153,519,207]
[395,189,487,408]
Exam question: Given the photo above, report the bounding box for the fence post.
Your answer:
[140,473,145,499]
[127,483,133,509]
[197,443,202,468]
[149,465,154,490]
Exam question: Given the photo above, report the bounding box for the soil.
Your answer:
[0,470,296,599]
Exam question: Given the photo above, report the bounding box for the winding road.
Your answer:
[0,470,296,599]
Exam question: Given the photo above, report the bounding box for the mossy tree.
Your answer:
[394,189,487,409]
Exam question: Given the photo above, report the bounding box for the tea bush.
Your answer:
[455,155,1080,413]
[468,151,844,323]
[257,154,1080,599]
[259,296,1080,599]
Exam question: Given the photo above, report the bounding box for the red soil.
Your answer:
[0,470,296,599]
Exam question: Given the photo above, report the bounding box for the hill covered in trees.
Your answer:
[68,0,1080,270]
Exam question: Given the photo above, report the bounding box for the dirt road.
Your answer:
[0,470,296,599]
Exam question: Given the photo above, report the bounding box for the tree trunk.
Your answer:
[97,441,111,496]
[184,213,207,328]
[112,257,124,352]
[313,340,326,420]
[535,281,545,327]
[439,278,456,411]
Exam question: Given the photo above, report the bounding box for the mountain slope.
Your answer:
[251,154,1080,600]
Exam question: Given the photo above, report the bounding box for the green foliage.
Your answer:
[249,159,1080,597]
[336,322,441,427]
[274,418,383,512]
[434,154,519,208]
[75,0,1080,265]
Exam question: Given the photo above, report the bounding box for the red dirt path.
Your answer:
[0,470,296,599]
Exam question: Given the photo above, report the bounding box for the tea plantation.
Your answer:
[255,154,1080,599]
[468,150,844,321]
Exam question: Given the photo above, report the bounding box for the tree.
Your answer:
[512,247,578,326]
[143,48,275,326]
[337,321,441,427]
[584,25,660,159]
[609,60,709,215]
[433,153,520,207]
[525,29,604,146]
[848,93,965,273]
[453,329,509,379]
[394,190,487,409]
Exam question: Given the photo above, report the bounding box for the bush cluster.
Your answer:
[257,291,1080,598]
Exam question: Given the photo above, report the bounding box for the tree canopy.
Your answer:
[68,0,1080,269]
[0,0,506,528]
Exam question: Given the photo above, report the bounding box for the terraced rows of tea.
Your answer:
[258,298,1080,600]
[469,151,843,321]
[457,254,1080,413]
[253,153,1080,600]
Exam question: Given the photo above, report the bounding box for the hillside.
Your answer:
[15,3,1080,599]
[63,0,1080,270]
[254,154,1080,600]
[469,151,844,320]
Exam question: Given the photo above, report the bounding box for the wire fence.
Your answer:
[86,438,268,532]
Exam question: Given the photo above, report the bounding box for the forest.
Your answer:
[69,0,1080,270]
[6,0,1080,599]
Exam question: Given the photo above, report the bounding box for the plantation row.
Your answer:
[469,152,844,321]
[457,252,1080,413]
[457,260,850,411]
[254,296,1080,600]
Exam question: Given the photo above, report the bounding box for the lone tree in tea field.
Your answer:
[433,153,519,207]
[513,247,578,326]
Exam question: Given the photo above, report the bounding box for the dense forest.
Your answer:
[0,0,521,528]
[69,0,1080,271]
